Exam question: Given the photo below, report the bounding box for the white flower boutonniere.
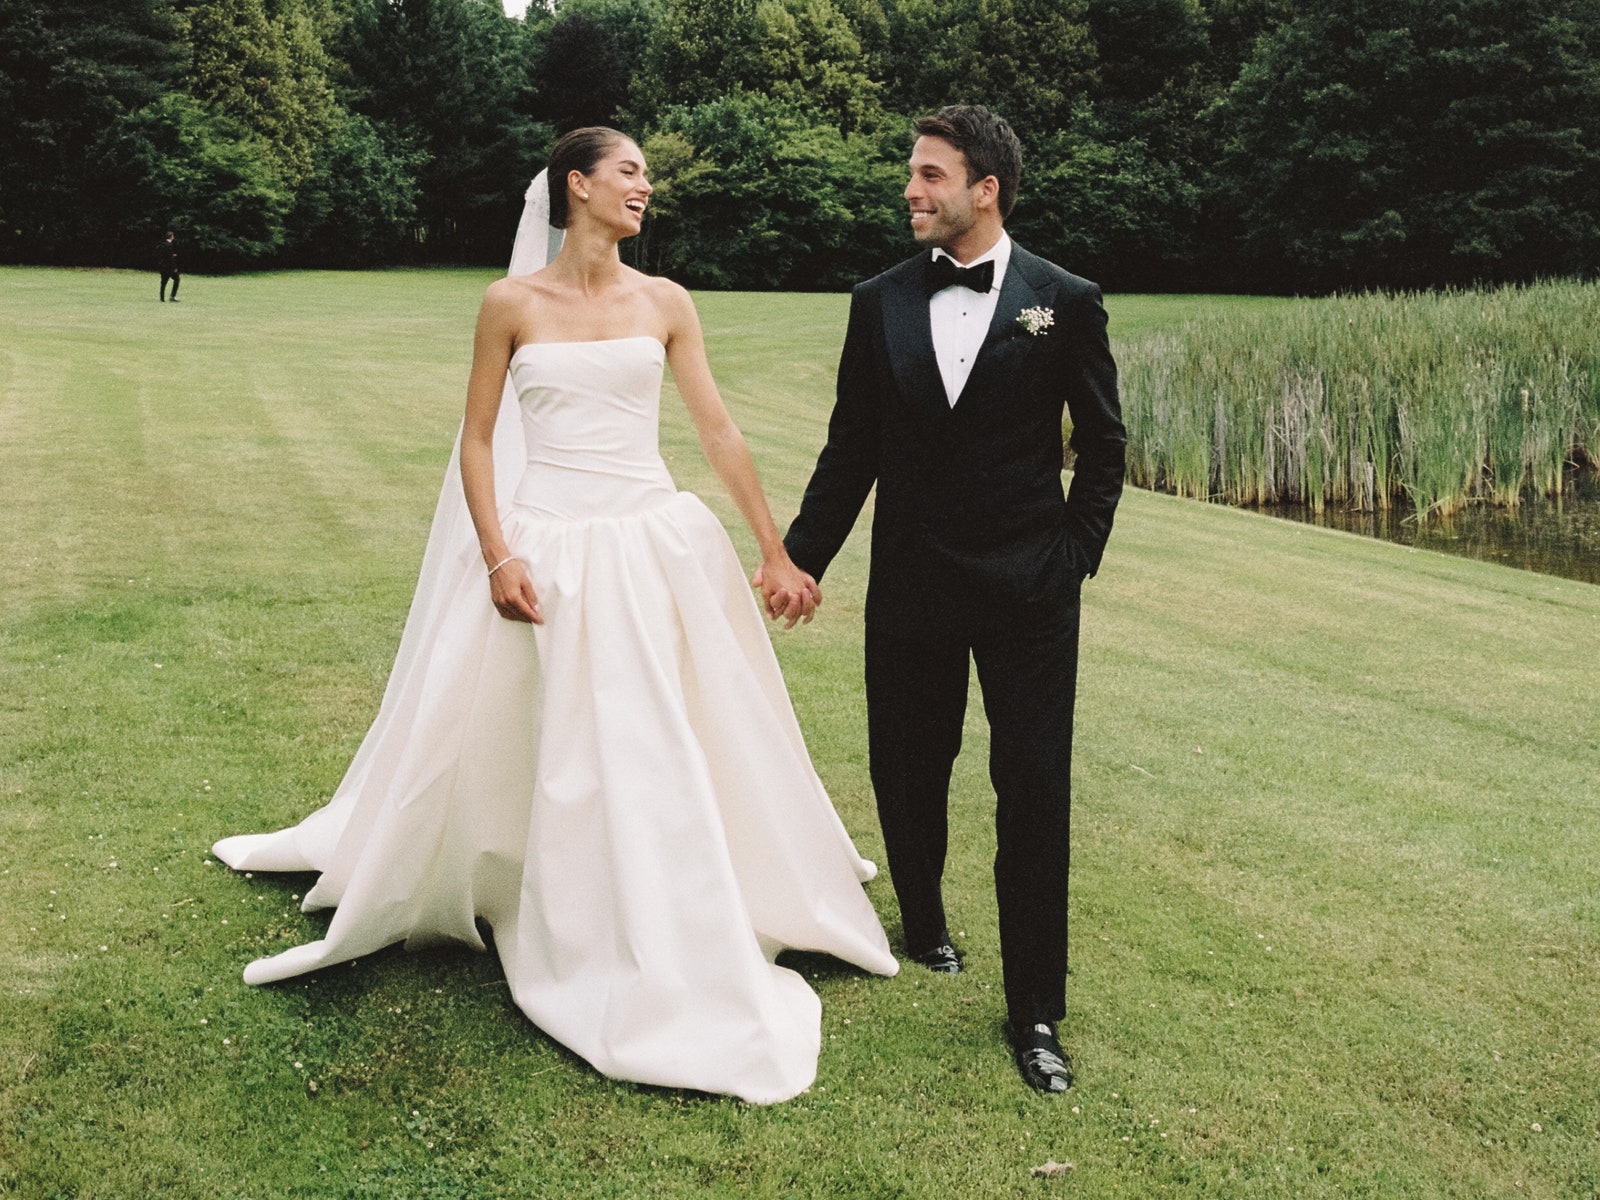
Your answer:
[1017,306,1055,336]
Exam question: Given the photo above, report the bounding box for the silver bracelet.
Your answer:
[487,555,516,577]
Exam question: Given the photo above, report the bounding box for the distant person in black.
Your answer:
[158,231,180,302]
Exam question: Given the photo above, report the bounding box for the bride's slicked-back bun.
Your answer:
[547,127,627,229]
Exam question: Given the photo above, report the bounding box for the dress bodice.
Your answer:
[507,336,676,518]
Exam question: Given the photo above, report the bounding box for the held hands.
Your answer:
[488,557,543,624]
[492,555,811,628]
[750,558,821,629]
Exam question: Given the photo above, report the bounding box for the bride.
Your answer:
[213,127,898,1105]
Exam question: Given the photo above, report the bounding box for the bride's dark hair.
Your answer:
[547,127,627,229]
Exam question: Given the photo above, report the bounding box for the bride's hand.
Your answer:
[751,558,821,629]
[489,558,543,624]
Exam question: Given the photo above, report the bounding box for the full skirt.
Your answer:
[214,491,897,1104]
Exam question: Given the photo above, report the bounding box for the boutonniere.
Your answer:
[1016,306,1055,336]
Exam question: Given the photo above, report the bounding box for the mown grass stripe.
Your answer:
[1,268,1596,1199]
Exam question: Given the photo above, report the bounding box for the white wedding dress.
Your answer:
[214,335,897,1105]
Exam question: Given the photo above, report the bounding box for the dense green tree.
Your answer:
[5,0,1600,285]
[830,0,892,81]
[637,0,757,114]
[880,0,1097,135]
[1086,0,1208,144]
[529,0,662,130]
[874,0,1207,287]
[0,0,185,261]
[748,0,882,131]
[173,0,339,188]
[531,12,630,130]
[336,0,541,261]
[639,0,880,131]
[1012,105,1200,287]
[108,92,292,263]
[1195,0,1299,86]
[1211,0,1600,289]
[1050,0,1212,283]
[284,111,422,264]
[640,94,907,287]
[533,11,632,128]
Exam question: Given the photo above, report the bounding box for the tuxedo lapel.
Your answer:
[882,256,953,422]
[953,246,1050,409]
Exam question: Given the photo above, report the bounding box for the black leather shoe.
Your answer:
[909,942,963,974]
[1005,1020,1073,1093]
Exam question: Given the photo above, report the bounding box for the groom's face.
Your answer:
[906,136,980,250]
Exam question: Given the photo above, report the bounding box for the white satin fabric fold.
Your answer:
[214,337,896,1104]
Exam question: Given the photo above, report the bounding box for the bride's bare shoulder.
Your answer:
[481,274,564,336]
[637,271,694,320]
[635,269,686,297]
[483,272,545,308]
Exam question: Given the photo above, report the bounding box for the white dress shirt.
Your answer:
[929,232,1012,406]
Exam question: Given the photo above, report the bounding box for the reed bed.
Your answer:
[1116,280,1600,517]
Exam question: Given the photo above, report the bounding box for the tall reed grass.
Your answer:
[1115,281,1600,517]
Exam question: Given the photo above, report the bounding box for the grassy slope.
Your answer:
[0,268,1595,1199]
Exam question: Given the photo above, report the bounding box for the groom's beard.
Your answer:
[910,198,978,252]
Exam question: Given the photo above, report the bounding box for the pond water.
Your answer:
[1246,470,1600,586]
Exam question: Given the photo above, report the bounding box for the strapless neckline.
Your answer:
[510,335,665,364]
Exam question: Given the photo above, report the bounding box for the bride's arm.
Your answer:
[659,282,820,628]
[461,281,542,624]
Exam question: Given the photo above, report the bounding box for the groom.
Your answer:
[782,105,1125,1093]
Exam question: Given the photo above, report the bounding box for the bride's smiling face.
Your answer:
[571,139,652,236]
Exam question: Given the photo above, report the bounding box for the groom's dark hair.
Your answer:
[913,105,1023,220]
[547,126,627,229]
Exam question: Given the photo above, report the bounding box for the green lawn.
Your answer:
[1,267,1595,1199]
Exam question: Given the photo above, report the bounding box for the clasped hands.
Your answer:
[750,559,821,629]
[485,556,818,629]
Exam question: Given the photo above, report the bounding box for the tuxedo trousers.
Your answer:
[865,597,1080,1027]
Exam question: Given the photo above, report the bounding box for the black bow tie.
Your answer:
[926,255,994,296]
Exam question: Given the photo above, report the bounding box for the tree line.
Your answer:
[3,0,1598,291]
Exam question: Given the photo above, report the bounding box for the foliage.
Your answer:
[110,92,293,264]
[640,94,906,288]
[1194,0,1301,86]
[1011,105,1202,287]
[335,0,543,261]
[5,0,1600,283]
[529,8,639,130]
[639,0,881,133]
[283,112,424,265]
[0,0,185,262]
[881,0,1097,135]
[174,0,340,188]
[636,0,754,115]
[1087,0,1210,139]
[747,0,883,133]
[1117,280,1600,516]
[1210,0,1600,290]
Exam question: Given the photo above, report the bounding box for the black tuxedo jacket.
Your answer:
[785,244,1126,632]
